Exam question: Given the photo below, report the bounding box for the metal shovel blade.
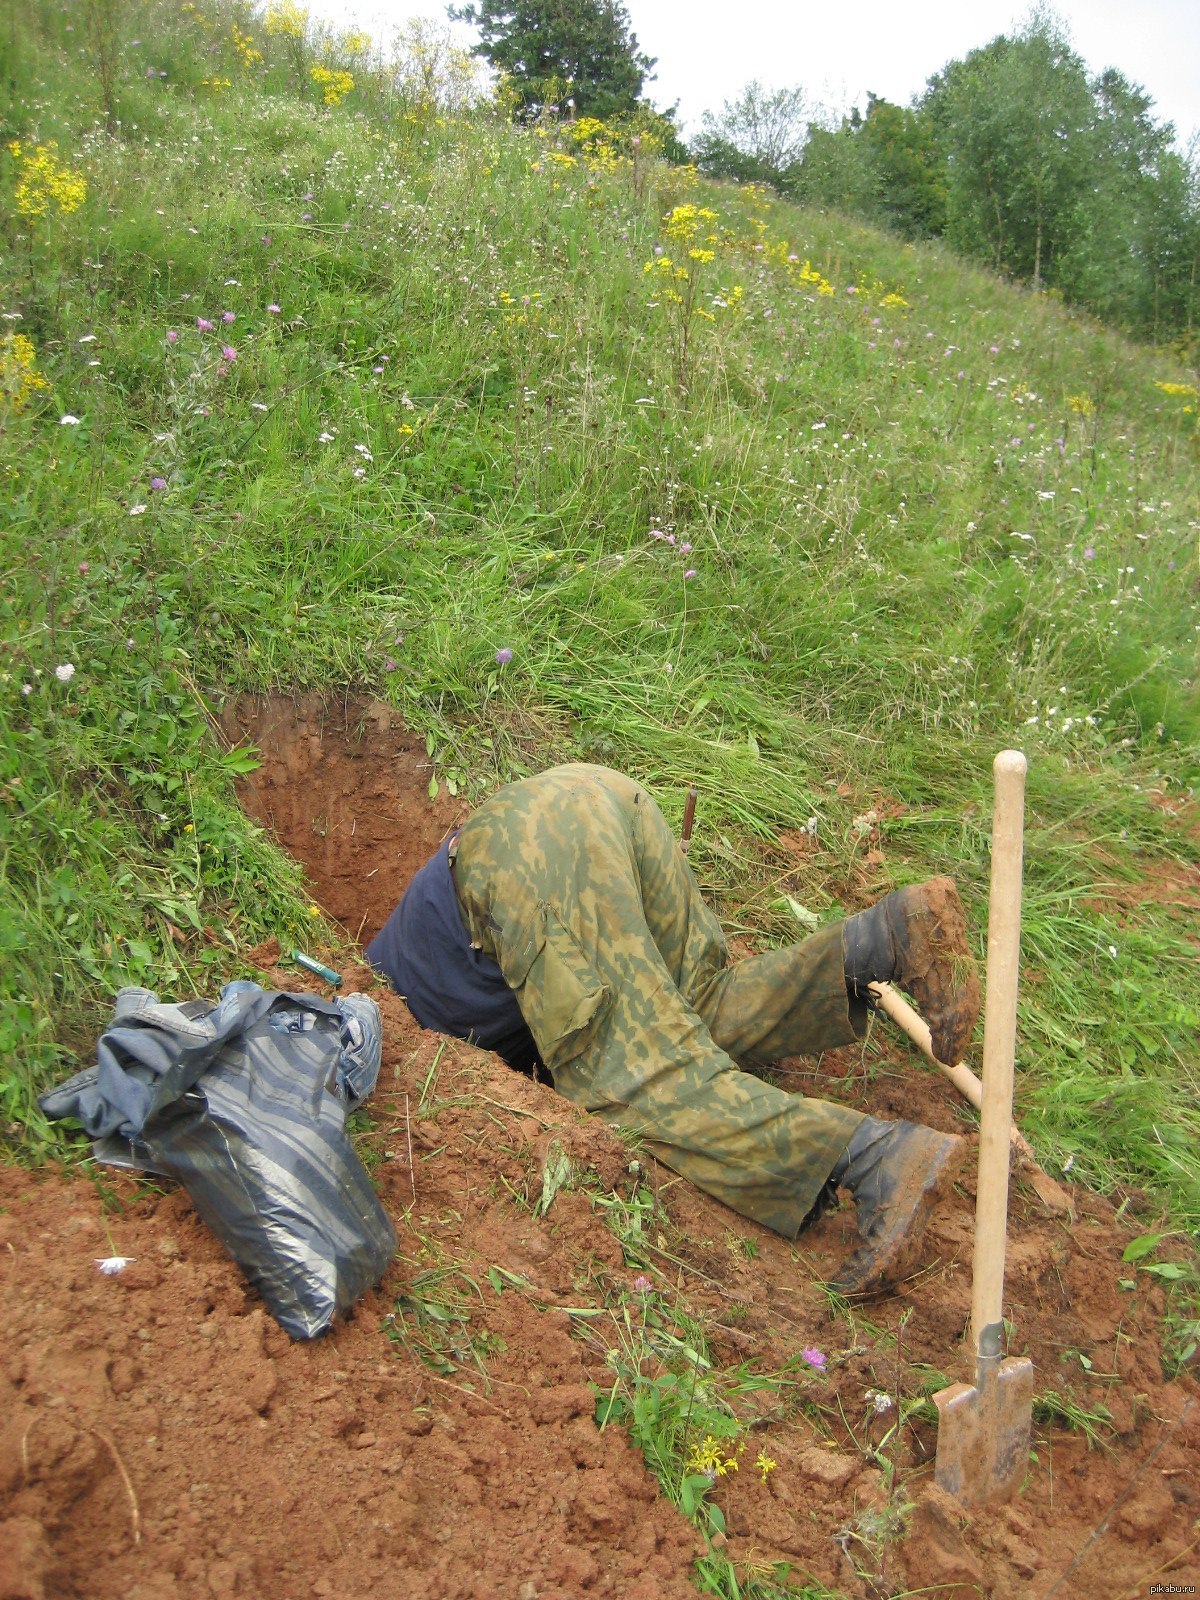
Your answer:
[934,1355,1035,1503]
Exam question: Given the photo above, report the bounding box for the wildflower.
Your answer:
[495,647,513,666]
[267,304,281,314]
[633,1274,653,1293]
[801,1345,826,1370]
[679,542,692,554]
[150,476,167,491]
[55,663,76,683]
[129,504,147,516]
[1,331,50,410]
[166,330,178,343]
[353,443,373,460]
[318,431,335,443]
[60,414,80,426]
[95,1256,135,1275]
[866,1389,893,1415]
[1083,546,1096,560]
[222,311,236,324]
[197,317,214,332]
[21,683,32,696]
[756,1450,777,1481]
[686,1435,739,1478]
[78,561,90,574]
[221,345,237,362]
[384,657,397,671]
[684,569,697,580]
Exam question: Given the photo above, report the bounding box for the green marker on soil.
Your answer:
[292,950,341,986]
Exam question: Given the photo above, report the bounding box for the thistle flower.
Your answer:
[221,345,237,362]
[197,317,214,332]
[222,311,236,324]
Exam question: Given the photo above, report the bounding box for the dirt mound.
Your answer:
[5,695,1197,1600]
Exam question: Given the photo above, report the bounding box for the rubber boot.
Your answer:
[827,1116,966,1296]
[843,877,981,1066]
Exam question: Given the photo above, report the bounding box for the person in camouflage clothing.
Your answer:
[367,764,980,1294]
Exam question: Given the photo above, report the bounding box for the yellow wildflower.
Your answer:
[879,291,910,310]
[756,1450,777,1482]
[686,1434,740,1478]
[9,141,87,221]
[1,331,50,411]
[1067,394,1094,415]
[1155,380,1198,399]
[264,0,308,37]
[310,65,354,106]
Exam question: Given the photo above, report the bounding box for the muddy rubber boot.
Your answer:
[827,1117,967,1296]
[843,877,981,1066]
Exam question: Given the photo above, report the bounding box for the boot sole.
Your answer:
[829,1129,967,1297]
[890,878,981,1066]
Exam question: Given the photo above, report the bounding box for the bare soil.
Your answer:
[3,694,1197,1600]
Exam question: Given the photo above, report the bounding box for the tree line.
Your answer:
[455,1,1199,351]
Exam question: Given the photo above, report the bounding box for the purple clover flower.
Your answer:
[221,345,237,362]
[197,317,214,332]
[222,311,236,325]
[802,1346,826,1370]
[495,647,513,666]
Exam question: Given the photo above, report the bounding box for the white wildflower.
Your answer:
[95,1256,135,1275]
[55,663,76,683]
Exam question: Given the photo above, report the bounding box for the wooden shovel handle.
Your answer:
[869,981,1073,1216]
[973,750,1027,1355]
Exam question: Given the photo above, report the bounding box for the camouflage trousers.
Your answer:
[452,764,866,1237]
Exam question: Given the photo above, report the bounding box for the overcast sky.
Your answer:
[307,0,1200,146]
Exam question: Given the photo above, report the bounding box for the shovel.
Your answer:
[933,750,1035,1505]
[867,981,1073,1217]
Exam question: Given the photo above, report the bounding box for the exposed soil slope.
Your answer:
[3,695,1196,1600]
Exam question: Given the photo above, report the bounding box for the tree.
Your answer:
[858,96,947,238]
[923,10,1094,286]
[449,0,655,120]
[692,81,811,190]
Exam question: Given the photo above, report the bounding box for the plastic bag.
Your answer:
[41,983,396,1339]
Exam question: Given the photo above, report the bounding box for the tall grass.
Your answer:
[2,0,1197,1265]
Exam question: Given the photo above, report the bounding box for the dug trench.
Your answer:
[2,692,1197,1600]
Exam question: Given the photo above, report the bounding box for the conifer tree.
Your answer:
[450,0,655,120]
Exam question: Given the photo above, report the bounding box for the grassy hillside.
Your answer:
[2,0,1198,1299]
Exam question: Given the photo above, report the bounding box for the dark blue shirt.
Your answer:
[365,841,539,1073]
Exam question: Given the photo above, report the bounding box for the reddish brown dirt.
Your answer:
[4,695,1198,1600]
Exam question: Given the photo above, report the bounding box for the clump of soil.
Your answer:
[4,695,1197,1600]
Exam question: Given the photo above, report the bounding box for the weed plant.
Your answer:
[1,0,1198,1325]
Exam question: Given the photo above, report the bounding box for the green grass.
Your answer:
[2,0,1198,1294]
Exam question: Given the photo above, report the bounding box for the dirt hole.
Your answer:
[223,692,468,946]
